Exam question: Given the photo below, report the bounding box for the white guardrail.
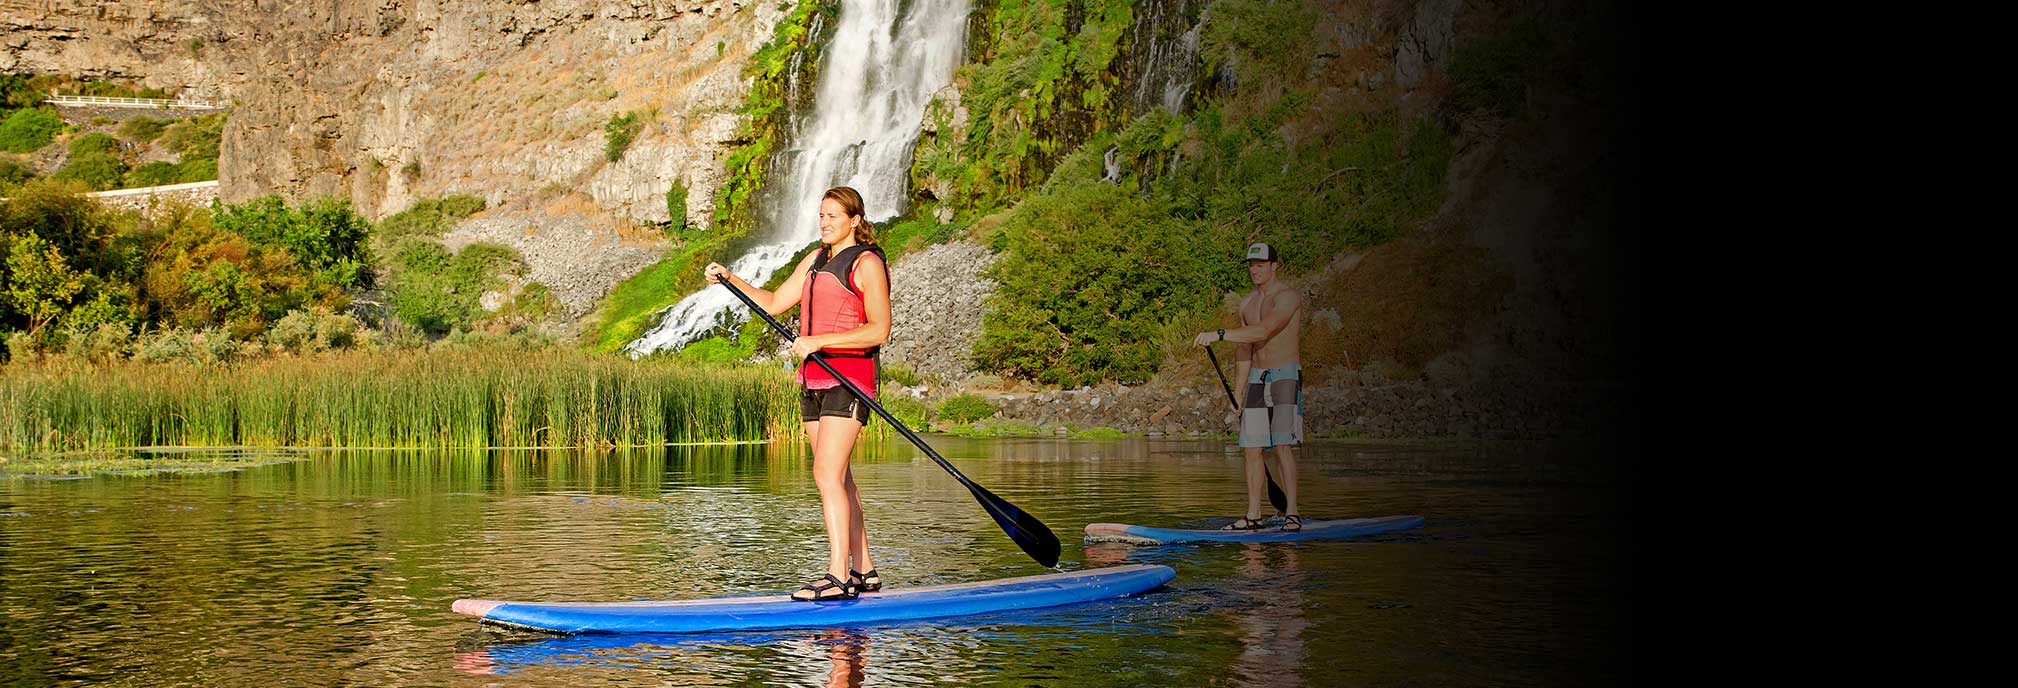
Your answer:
[43,94,229,110]
[82,180,220,198]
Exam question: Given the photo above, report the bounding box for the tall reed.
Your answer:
[0,350,804,451]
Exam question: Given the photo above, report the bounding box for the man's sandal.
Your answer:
[1221,516,1268,531]
[850,568,882,593]
[790,573,858,601]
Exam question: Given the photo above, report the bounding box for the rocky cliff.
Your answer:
[4,0,786,225]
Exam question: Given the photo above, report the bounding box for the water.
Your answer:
[1128,0,1206,115]
[624,0,973,357]
[0,438,1626,686]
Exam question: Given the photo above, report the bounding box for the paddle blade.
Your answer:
[1266,470,1289,514]
[968,481,1061,568]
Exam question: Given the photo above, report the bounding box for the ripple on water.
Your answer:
[0,439,1623,687]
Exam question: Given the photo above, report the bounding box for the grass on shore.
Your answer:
[0,350,802,452]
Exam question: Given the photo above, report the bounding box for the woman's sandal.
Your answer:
[1221,516,1268,531]
[850,568,882,593]
[790,573,858,601]
[1280,514,1304,532]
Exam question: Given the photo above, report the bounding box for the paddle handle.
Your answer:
[1205,344,1290,515]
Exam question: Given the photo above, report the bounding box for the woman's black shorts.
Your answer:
[800,386,872,426]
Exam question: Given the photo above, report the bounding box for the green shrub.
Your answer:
[62,321,132,362]
[0,108,63,153]
[267,307,364,354]
[68,132,119,156]
[210,195,373,290]
[880,217,954,257]
[174,157,217,182]
[605,111,644,162]
[0,158,35,190]
[124,161,179,187]
[133,326,195,364]
[936,393,997,423]
[159,114,223,159]
[972,183,1236,386]
[384,239,524,335]
[664,178,689,237]
[945,420,1041,437]
[1070,426,1128,440]
[5,330,44,363]
[881,361,923,387]
[882,395,930,428]
[1199,0,1320,83]
[505,281,558,321]
[118,117,169,142]
[1,74,47,110]
[52,151,127,191]
[677,335,756,365]
[1446,20,1548,117]
[376,195,485,245]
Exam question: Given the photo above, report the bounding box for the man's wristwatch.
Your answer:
[1217,329,1225,342]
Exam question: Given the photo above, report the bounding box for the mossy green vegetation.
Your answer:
[116,117,168,142]
[374,194,485,246]
[52,151,126,191]
[0,448,306,479]
[0,108,63,154]
[367,195,545,336]
[714,0,835,235]
[603,110,644,162]
[910,0,1138,218]
[1069,426,1129,440]
[950,0,1460,387]
[944,419,1042,437]
[935,393,997,423]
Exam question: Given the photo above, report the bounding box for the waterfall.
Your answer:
[1128,0,1207,115]
[624,0,973,357]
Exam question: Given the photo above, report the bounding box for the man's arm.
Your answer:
[1219,290,1299,344]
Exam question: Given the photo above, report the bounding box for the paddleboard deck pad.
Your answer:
[453,564,1175,634]
[1084,515,1424,545]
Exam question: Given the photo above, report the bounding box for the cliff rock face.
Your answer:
[4,0,785,227]
[1,1,225,94]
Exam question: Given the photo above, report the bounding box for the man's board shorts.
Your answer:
[801,386,872,427]
[1240,364,1303,448]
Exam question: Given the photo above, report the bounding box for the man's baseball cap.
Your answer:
[1245,242,1279,262]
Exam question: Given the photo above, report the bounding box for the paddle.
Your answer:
[1204,345,1290,514]
[718,279,1062,568]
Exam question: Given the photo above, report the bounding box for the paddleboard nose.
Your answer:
[452,599,502,618]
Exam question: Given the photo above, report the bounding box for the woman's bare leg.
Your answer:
[812,415,865,582]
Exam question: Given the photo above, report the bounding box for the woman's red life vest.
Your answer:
[798,244,886,396]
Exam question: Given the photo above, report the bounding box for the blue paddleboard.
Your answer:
[1084,515,1424,545]
[452,564,1175,634]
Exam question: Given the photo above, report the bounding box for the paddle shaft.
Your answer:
[715,278,1060,567]
[1204,344,1290,515]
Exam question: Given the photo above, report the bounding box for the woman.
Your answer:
[705,186,890,601]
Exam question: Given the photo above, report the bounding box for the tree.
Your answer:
[5,234,85,335]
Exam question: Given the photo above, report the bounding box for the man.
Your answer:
[1194,242,1304,531]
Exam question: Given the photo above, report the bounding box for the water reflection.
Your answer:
[0,438,1621,687]
[1230,544,1307,687]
